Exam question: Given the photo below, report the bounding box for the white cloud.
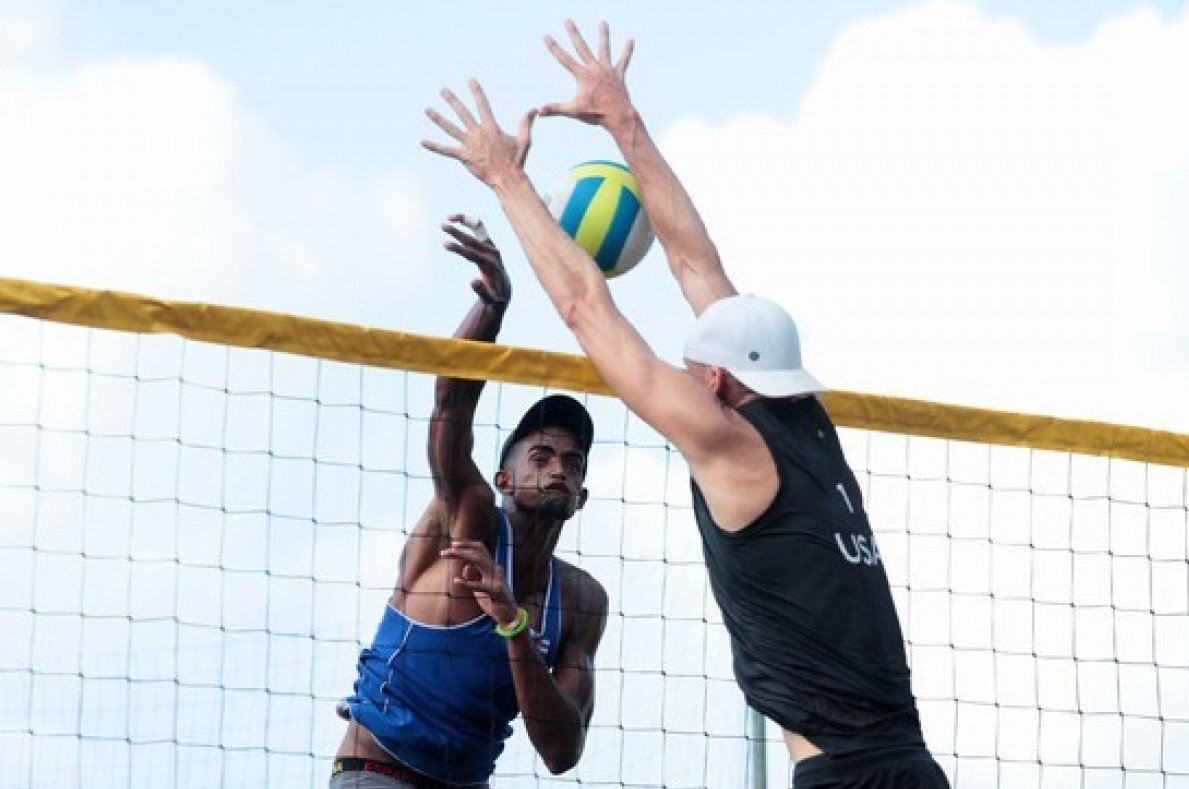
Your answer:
[0,0,53,64]
[660,1,1189,432]
[0,9,432,325]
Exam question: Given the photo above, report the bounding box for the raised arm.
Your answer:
[423,83,739,472]
[427,215,511,537]
[540,20,736,316]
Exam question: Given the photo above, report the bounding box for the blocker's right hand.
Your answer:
[422,79,537,191]
[442,214,511,307]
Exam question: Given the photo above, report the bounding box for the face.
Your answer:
[496,427,588,519]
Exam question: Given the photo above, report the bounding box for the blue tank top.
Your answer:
[345,511,563,784]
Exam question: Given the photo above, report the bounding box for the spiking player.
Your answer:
[332,215,607,788]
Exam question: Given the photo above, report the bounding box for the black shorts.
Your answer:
[793,748,950,789]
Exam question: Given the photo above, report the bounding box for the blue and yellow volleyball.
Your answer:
[544,161,655,278]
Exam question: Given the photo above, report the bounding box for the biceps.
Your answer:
[443,487,498,542]
[667,248,736,316]
[683,267,738,317]
[610,357,732,463]
[428,387,492,482]
[551,651,596,719]
[428,427,489,502]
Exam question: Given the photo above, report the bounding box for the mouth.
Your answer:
[542,483,570,494]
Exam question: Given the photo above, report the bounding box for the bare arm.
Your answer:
[427,215,509,532]
[440,543,609,773]
[422,83,738,470]
[540,21,736,316]
[400,216,510,600]
[510,571,608,773]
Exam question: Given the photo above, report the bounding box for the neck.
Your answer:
[502,508,562,599]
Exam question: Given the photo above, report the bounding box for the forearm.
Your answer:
[504,633,586,773]
[453,288,507,343]
[491,171,671,421]
[604,108,731,311]
[434,297,506,409]
[491,172,610,324]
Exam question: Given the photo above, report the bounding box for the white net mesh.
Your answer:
[1,313,1187,788]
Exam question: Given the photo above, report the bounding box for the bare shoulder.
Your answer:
[554,558,609,641]
[555,558,608,607]
[645,365,753,467]
[688,403,779,531]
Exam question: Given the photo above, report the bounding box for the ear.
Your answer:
[576,486,589,511]
[494,468,512,493]
[708,366,731,399]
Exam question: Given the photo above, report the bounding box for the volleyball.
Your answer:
[543,161,655,278]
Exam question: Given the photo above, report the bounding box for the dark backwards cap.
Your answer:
[499,394,594,468]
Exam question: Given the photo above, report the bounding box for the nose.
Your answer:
[544,456,571,482]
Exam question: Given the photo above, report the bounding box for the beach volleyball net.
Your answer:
[1,277,1187,788]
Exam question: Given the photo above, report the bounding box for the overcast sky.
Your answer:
[2,0,1188,434]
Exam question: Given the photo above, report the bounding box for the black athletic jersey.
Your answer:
[691,396,925,757]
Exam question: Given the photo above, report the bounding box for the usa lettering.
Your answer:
[834,532,882,566]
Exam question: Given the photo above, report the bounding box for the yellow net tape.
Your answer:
[4,276,1188,468]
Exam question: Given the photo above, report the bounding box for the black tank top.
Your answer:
[691,396,925,757]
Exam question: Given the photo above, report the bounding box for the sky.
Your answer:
[2,1,1189,787]
[2,0,1188,435]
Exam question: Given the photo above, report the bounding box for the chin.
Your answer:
[521,491,576,519]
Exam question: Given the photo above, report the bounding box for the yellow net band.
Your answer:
[4,275,1187,468]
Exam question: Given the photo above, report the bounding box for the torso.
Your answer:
[336,510,569,776]
[691,396,925,759]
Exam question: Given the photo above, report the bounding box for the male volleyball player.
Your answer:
[332,215,608,788]
[422,21,950,789]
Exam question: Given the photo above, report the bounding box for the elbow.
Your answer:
[556,284,615,336]
[543,748,581,776]
[540,725,585,775]
[556,295,586,334]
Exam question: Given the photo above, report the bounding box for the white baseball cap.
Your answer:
[683,295,826,398]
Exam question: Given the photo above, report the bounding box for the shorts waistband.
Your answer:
[794,745,936,781]
[331,757,478,789]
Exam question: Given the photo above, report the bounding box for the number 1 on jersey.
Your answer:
[835,483,855,515]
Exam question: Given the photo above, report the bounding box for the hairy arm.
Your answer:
[491,171,734,465]
[424,81,738,466]
[541,20,736,316]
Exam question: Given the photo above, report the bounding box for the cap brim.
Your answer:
[500,394,594,466]
[730,367,827,398]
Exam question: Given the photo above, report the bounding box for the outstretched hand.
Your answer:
[422,79,537,191]
[440,539,520,627]
[540,20,635,127]
[442,215,511,307]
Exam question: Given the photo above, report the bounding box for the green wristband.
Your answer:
[494,607,529,638]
